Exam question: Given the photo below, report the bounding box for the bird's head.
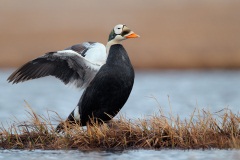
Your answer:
[108,24,140,42]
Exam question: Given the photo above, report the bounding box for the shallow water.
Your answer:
[1,70,239,123]
[0,149,240,160]
[0,70,240,159]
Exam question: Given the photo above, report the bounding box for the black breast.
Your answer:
[77,44,135,126]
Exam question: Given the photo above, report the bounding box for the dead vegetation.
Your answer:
[0,105,239,150]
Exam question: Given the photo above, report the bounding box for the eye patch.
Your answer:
[121,30,130,36]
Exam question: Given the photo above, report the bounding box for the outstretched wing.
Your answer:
[7,42,107,89]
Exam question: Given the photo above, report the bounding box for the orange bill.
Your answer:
[126,32,140,38]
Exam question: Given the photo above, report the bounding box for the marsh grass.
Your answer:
[0,104,239,150]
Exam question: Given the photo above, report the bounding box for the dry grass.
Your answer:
[0,105,239,150]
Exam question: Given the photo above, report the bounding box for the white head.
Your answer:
[108,24,140,42]
[106,24,140,54]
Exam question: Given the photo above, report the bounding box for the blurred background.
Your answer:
[1,2,240,160]
[1,0,240,69]
[0,0,240,126]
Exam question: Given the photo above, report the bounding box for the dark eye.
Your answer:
[117,28,121,29]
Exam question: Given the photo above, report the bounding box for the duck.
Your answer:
[7,24,139,130]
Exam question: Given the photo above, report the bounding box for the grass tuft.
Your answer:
[0,106,239,150]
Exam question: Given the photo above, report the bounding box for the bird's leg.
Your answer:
[55,110,80,133]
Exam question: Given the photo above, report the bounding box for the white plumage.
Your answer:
[8,42,107,89]
[8,24,140,129]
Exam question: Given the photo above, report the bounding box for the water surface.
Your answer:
[1,70,239,123]
[0,70,239,159]
[0,149,239,160]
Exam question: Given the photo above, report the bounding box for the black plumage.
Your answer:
[7,43,100,88]
[8,24,139,131]
[63,44,134,127]
[7,52,82,85]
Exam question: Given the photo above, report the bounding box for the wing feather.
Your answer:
[8,42,107,89]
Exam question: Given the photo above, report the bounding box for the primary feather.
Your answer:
[8,42,106,89]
